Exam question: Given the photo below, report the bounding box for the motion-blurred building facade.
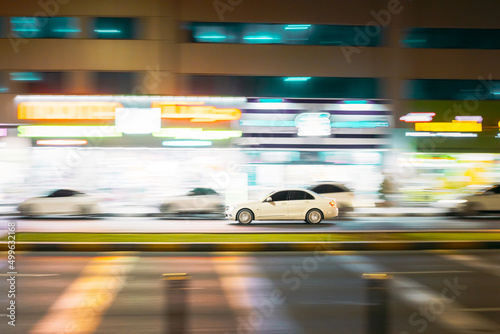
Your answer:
[1,0,500,205]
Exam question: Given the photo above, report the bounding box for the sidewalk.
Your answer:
[347,206,448,217]
[0,205,449,218]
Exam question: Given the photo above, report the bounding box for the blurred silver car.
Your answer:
[159,187,225,215]
[449,184,500,217]
[18,189,100,216]
[307,183,354,214]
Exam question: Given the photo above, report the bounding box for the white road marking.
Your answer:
[334,255,500,334]
[440,253,500,277]
[29,255,138,334]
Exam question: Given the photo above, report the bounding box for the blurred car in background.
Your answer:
[307,183,354,214]
[159,187,224,215]
[447,184,500,217]
[17,189,100,216]
[225,189,338,224]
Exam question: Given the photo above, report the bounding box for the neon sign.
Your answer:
[399,113,435,123]
[415,121,482,132]
[295,113,331,137]
[18,102,123,120]
[18,126,122,138]
[152,101,241,122]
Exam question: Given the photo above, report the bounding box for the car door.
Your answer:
[44,190,75,214]
[286,191,315,219]
[479,186,500,211]
[259,191,289,219]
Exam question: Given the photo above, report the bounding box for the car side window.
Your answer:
[311,185,328,194]
[304,192,314,200]
[188,189,203,196]
[328,185,344,193]
[270,191,288,202]
[204,188,217,195]
[48,190,71,197]
[491,186,500,194]
[288,191,304,200]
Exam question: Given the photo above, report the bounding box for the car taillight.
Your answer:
[329,201,336,207]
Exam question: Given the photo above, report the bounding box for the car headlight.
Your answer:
[227,205,237,212]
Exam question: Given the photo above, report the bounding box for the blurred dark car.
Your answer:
[159,187,225,215]
[17,189,100,216]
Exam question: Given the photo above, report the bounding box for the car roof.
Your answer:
[308,183,351,191]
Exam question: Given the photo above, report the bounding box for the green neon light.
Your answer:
[94,29,121,33]
[196,35,227,40]
[259,99,283,103]
[284,77,311,82]
[331,121,389,128]
[53,29,81,33]
[344,100,368,104]
[17,126,122,138]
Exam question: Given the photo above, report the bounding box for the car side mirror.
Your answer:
[265,197,273,202]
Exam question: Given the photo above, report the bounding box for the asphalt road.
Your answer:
[1,250,500,334]
[1,216,499,234]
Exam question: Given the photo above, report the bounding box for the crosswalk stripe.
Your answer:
[213,256,304,334]
[30,255,138,334]
[439,253,500,277]
[334,254,500,334]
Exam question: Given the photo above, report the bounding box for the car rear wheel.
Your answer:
[237,209,253,224]
[306,209,323,224]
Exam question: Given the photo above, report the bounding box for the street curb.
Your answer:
[345,212,448,218]
[5,240,500,252]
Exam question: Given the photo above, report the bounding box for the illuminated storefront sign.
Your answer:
[415,121,482,132]
[18,126,122,138]
[36,139,88,146]
[18,102,123,120]
[153,128,242,140]
[152,101,241,122]
[400,112,435,123]
[455,116,483,123]
[295,113,331,137]
[332,121,389,128]
[115,108,161,134]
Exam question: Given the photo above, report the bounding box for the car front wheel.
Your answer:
[306,209,323,224]
[237,209,253,224]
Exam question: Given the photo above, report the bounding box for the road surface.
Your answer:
[1,250,500,333]
[1,215,499,234]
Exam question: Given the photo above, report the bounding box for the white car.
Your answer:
[307,183,354,214]
[17,189,100,216]
[159,187,225,215]
[225,189,338,224]
[453,184,500,216]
